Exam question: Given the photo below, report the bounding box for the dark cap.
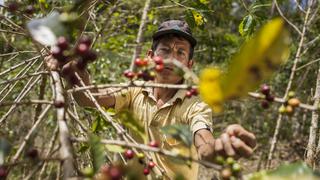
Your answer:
[152,20,197,47]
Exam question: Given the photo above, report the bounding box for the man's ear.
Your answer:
[188,59,194,68]
[147,49,154,58]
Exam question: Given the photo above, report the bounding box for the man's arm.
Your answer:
[45,56,115,108]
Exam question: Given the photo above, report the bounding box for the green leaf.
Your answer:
[88,134,105,173]
[116,110,146,143]
[0,138,11,165]
[105,144,125,153]
[185,10,196,29]
[239,14,254,37]
[247,162,320,180]
[161,124,192,147]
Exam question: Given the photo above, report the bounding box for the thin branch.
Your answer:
[0,71,49,85]
[273,0,302,35]
[0,100,53,107]
[0,55,40,77]
[129,0,152,71]
[11,105,51,163]
[266,1,312,168]
[50,71,76,178]
[72,137,222,170]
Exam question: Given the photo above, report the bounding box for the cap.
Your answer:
[152,20,197,47]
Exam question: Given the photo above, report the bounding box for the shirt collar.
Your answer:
[142,87,187,105]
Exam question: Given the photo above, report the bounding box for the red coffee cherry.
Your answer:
[153,56,163,65]
[155,64,164,72]
[260,84,270,95]
[148,161,156,169]
[143,167,150,175]
[124,149,134,159]
[123,70,135,79]
[79,35,92,46]
[148,141,159,148]
[57,36,69,50]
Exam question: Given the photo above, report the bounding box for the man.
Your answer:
[46,20,256,179]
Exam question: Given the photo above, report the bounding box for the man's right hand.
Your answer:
[44,55,88,86]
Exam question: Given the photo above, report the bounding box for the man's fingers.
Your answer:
[214,138,224,156]
[226,125,256,148]
[230,136,254,158]
[221,133,236,157]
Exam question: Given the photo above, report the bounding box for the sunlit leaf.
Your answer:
[192,10,206,27]
[161,124,192,147]
[0,138,11,165]
[105,144,125,153]
[200,18,290,112]
[239,14,255,37]
[27,11,66,46]
[89,134,105,173]
[199,67,223,113]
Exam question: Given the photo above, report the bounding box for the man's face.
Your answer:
[150,36,193,84]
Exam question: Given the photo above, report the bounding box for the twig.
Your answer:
[129,0,152,71]
[0,72,42,124]
[0,71,49,85]
[248,92,317,111]
[50,71,76,178]
[0,56,39,98]
[293,0,307,13]
[273,0,302,35]
[266,1,312,168]
[72,137,222,170]
[0,100,53,107]
[0,29,26,36]
[0,55,40,77]
[11,105,51,163]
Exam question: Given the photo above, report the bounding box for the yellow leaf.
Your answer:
[221,18,290,100]
[199,68,223,113]
[199,18,290,113]
[192,11,205,26]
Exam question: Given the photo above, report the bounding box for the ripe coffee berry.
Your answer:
[155,64,164,72]
[79,35,92,46]
[26,148,38,159]
[123,70,135,79]
[143,168,150,175]
[153,56,163,65]
[54,100,65,108]
[76,43,89,56]
[148,141,159,148]
[83,50,97,62]
[190,88,198,96]
[134,58,145,67]
[108,166,122,180]
[57,36,69,50]
[0,166,7,178]
[148,161,156,169]
[186,91,193,98]
[261,100,269,109]
[24,5,34,14]
[266,94,274,102]
[51,46,66,62]
[260,84,270,95]
[8,2,19,12]
[124,149,134,159]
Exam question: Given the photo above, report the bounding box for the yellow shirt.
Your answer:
[114,85,212,180]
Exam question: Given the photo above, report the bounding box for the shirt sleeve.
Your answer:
[113,87,141,112]
[187,101,213,135]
